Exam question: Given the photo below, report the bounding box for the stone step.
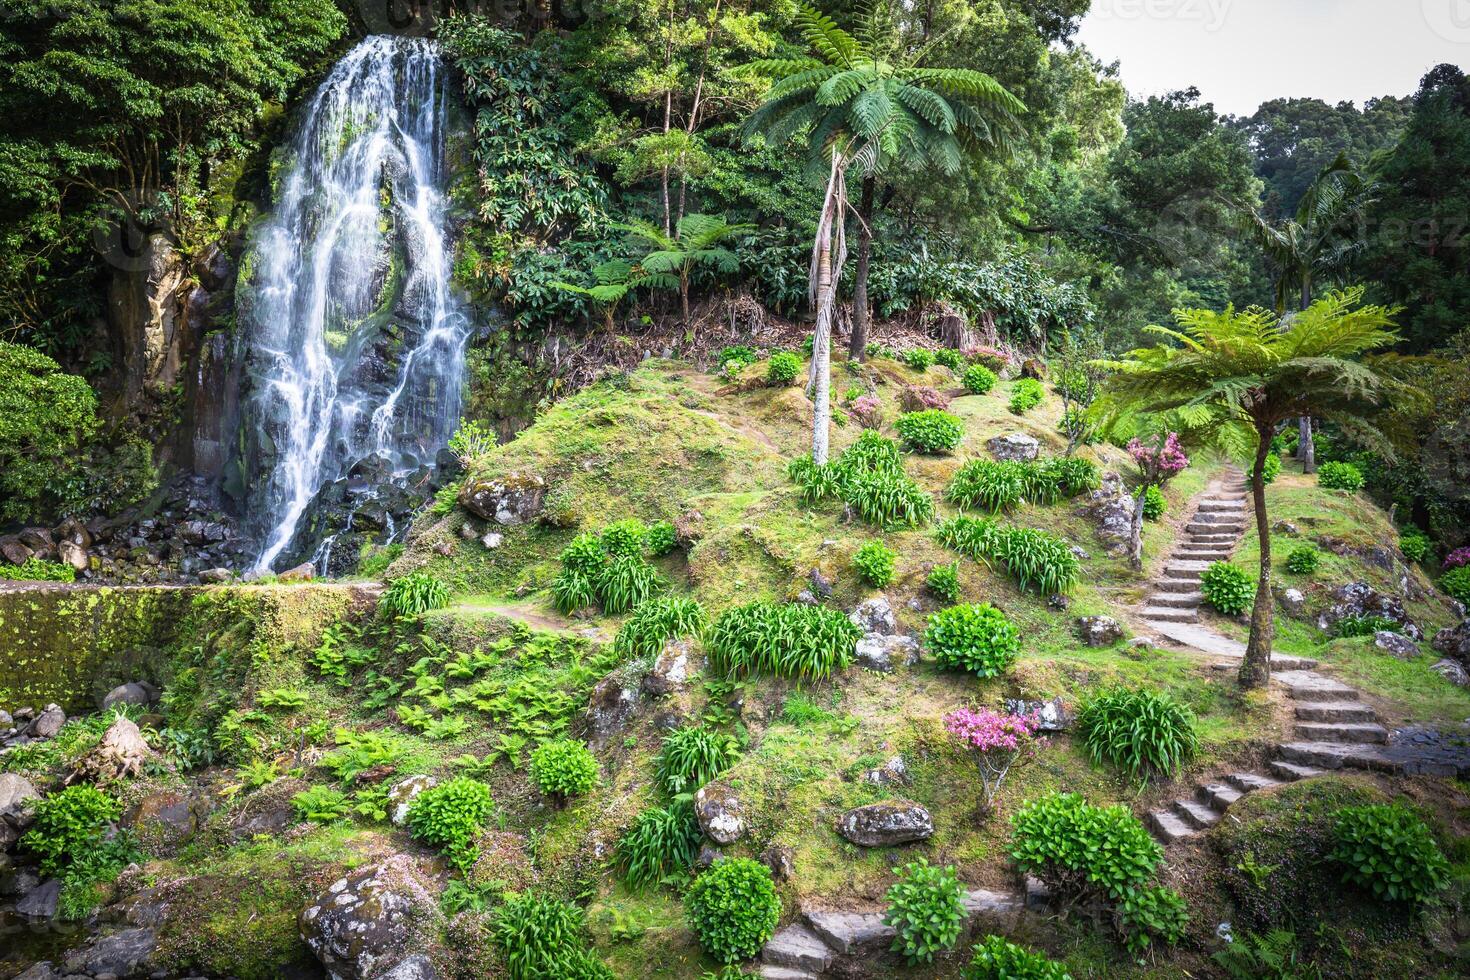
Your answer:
[1274,671,1360,702]
[963,888,1023,918]
[1149,809,1198,844]
[1276,741,1399,773]
[1163,560,1214,576]
[1208,653,1322,674]
[1199,782,1243,810]
[1188,533,1239,545]
[1148,592,1203,608]
[1176,542,1236,554]
[1197,499,1247,511]
[1294,721,1389,745]
[1227,772,1280,793]
[1187,521,1244,535]
[1173,799,1221,830]
[1193,511,1246,525]
[1293,701,1378,723]
[1174,551,1233,563]
[1153,577,1201,594]
[762,924,833,973]
[759,969,817,980]
[1269,760,1324,782]
[1141,607,1198,623]
[804,911,894,955]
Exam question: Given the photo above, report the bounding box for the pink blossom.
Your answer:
[850,395,883,430]
[1127,432,1190,483]
[1445,547,1470,571]
[944,707,1045,812]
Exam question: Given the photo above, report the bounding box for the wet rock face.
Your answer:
[835,800,934,847]
[1081,472,1136,553]
[299,856,442,980]
[459,471,546,526]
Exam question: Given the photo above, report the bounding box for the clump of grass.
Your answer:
[704,602,860,681]
[788,431,934,530]
[1076,688,1200,780]
[657,726,739,794]
[617,799,702,890]
[614,596,708,660]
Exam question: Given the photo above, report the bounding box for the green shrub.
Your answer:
[1076,688,1200,780]
[789,434,935,531]
[853,540,896,587]
[644,520,678,556]
[1254,451,1281,485]
[925,603,1020,678]
[1398,530,1432,564]
[0,341,100,523]
[290,785,351,824]
[20,785,121,877]
[927,562,962,603]
[1201,561,1255,616]
[1440,565,1470,605]
[600,519,648,558]
[1008,378,1044,414]
[962,363,998,395]
[766,351,801,386]
[934,347,965,371]
[561,532,608,571]
[595,554,662,614]
[56,833,142,922]
[1009,792,1162,900]
[963,936,1074,980]
[1329,804,1450,905]
[1042,456,1101,497]
[617,799,702,890]
[686,857,781,964]
[615,596,707,659]
[1317,461,1364,492]
[1141,485,1165,521]
[1212,929,1323,980]
[528,739,599,801]
[988,525,1081,594]
[947,460,1028,513]
[845,467,935,529]
[1284,546,1321,575]
[657,726,739,794]
[936,515,1003,561]
[407,777,496,872]
[494,891,614,980]
[1334,614,1399,638]
[883,857,964,965]
[0,557,76,582]
[1115,883,1190,954]
[902,348,936,371]
[381,571,451,618]
[551,569,598,614]
[705,602,860,681]
[895,410,963,453]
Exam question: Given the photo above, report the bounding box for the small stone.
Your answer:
[1276,587,1307,617]
[0,708,11,729]
[643,639,697,697]
[277,562,315,583]
[986,433,1040,462]
[1273,521,1300,536]
[1127,637,1155,651]
[57,540,88,573]
[480,532,503,550]
[795,589,819,606]
[760,843,795,881]
[1003,697,1070,732]
[387,775,438,826]
[199,567,233,584]
[15,878,61,918]
[849,596,897,636]
[1076,615,1124,647]
[695,844,722,870]
[1047,594,1070,611]
[1373,631,1420,659]
[694,782,746,844]
[836,800,934,847]
[102,681,158,711]
[1431,659,1469,687]
[28,704,65,739]
[808,567,834,599]
[862,755,907,785]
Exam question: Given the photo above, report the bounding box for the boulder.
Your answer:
[460,471,546,526]
[1317,582,1420,639]
[72,715,155,781]
[761,843,795,882]
[61,927,158,977]
[278,562,316,583]
[299,856,442,980]
[1020,358,1047,380]
[853,633,919,673]
[126,790,202,849]
[836,800,934,847]
[584,672,640,744]
[57,540,88,573]
[643,639,698,697]
[17,527,53,553]
[1082,474,1136,551]
[986,433,1040,462]
[1275,586,1308,618]
[1431,659,1470,687]
[862,756,908,786]
[1373,631,1420,659]
[1433,622,1470,662]
[694,782,746,844]
[28,704,65,739]
[387,775,437,827]
[0,536,33,565]
[849,596,897,636]
[1003,697,1070,732]
[15,877,61,918]
[102,680,158,711]
[0,772,39,812]
[1076,616,1124,646]
[199,567,234,584]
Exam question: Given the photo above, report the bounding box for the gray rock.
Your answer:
[808,567,834,599]
[1273,521,1300,536]
[10,964,61,980]
[849,596,897,636]
[1431,659,1470,687]
[102,681,158,711]
[795,589,819,606]
[853,633,919,673]
[480,532,503,550]
[584,672,639,744]
[694,782,746,844]
[762,923,833,973]
[804,909,894,954]
[695,844,722,870]
[15,877,61,918]
[127,791,200,848]
[460,471,546,526]
[62,927,158,977]
[57,540,88,573]
[987,433,1040,462]
[199,567,233,584]
[1003,697,1070,732]
[1373,631,1420,659]
[278,561,315,583]
[643,639,697,697]
[299,856,441,980]
[1317,582,1420,640]
[0,772,39,811]
[0,708,11,729]
[380,954,439,980]
[28,704,65,739]
[1077,615,1124,646]
[0,536,33,565]
[387,775,437,827]
[1276,586,1308,617]
[862,755,908,786]
[761,843,795,881]
[1433,622,1470,661]
[836,800,934,847]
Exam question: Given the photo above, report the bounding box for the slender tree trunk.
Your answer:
[1239,428,1277,689]
[849,174,876,361]
[812,243,833,464]
[681,275,691,325]
[1128,483,1148,571]
[1298,417,1317,473]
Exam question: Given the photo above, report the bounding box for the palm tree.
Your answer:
[1098,287,1412,688]
[1248,153,1377,472]
[745,2,1023,462]
[552,260,674,332]
[617,213,753,325]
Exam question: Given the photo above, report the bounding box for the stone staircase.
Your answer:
[1140,471,1249,625]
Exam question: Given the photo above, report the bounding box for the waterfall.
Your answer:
[240,36,470,574]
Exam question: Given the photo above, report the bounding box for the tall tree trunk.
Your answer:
[808,153,849,465]
[1298,416,1317,473]
[681,276,691,325]
[1239,428,1277,689]
[849,174,876,361]
[1127,483,1148,571]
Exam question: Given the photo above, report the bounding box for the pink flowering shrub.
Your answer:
[849,395,883,430]
[1444,547,1470,571]
[1127,432,1190,486]
[900,385,951,412]
[963,345,1011,372]
[944,707,1045,812]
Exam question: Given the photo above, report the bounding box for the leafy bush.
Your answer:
[925,603,1020,678]
[644,520,678,556]
[853,540,896,587]
[963,936,1074,980]
[902,347,936,371]
[1439,565,1470,605]
[600,519,648,558]
[528,739,599,801]
[883,857,964,965]
[1042,456,1101,497]
[291,786,350,824]
[615,596,707,659]
[1318,461,1364,492]
[551,569,598,614]
[1398,530,1432,564]
[561,531,608,571]
[934,347,965,370]
[761,350,801,387]
[617,799,702,890]
[407,777,496,872]
[657,726,739,794]
[1201,561,1255,615]
[1076,688,1200,780]
[1334,614,1399,638]
[1009,792,1162,900]
[1329,804,1450,905]
[1142,485,1165,521]
[1255,451,1281,485]
[947,460,1028,513]
[1008,378,1044,414]
[704,602,860,681]
[962,363,998,395]
[1115,883,1190,954]
[895,409,964,453]
[0,341,100,522]
[0,557,76,582]
[927,562,962,603]
[20,785,120,877]
[494,891,614,980]
[686,857,781,964]
[381,572,451,618]
[1284,546,1321,575]
[595,554,663,614]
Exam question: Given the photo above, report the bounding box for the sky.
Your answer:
[1075,0,1470,117]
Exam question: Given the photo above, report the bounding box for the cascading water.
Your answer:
[240,36,471,574]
